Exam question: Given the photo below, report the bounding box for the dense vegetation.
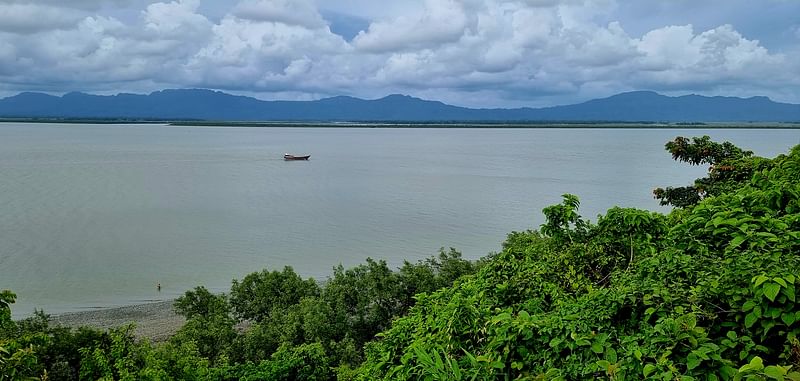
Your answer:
[2,136,799,380]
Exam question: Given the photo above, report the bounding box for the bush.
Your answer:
[357,139,800,380]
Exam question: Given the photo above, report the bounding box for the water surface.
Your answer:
[1,123,797,317]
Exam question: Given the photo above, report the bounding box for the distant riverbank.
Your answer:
[168,121,800,129]
[2,118,800,128]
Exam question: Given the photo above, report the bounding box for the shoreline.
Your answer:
[2,119,800,129]
[49,300,185,342]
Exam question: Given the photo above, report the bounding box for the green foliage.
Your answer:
[175,286,230,319]
[0,291,15,334]
[1,290,42,381]
[0,343,39,381]
[665,135,753,166]
[224,249,477,368]
[541,193,590,244]
[654,135,767,208]
[141,341,211,380]
[357,139,800,380]
[396,248,478,312]
[28,325,105,380]
[230,266,320,322]
[171,304,236,364]
[171,286,238,364]
[212,343,332,380]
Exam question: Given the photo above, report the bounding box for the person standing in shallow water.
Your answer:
[157,283,161,292]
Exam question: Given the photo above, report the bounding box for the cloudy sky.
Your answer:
[0,0,798,107]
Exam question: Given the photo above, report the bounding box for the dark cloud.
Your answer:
[0,3,86,33]
[232,0,325,28]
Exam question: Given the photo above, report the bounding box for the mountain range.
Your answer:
[0,89,798,122]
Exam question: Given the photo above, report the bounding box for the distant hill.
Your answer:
[0,89,798,122]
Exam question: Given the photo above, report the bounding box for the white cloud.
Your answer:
[0,1,214,91]
[0,0,797,107]
[563,21,639,66]
[634,24,787,87]
[185,8,350,92]
[353,0,472,52]
[142,0,211,36]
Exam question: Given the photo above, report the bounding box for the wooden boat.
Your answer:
[284,153,310,161]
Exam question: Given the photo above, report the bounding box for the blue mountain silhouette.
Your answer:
[1,89,798,122]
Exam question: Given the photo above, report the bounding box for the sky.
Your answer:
[0,0,798,108]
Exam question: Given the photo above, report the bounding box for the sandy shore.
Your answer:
[49,301,186,342]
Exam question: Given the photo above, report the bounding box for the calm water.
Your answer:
[1,123,798,317]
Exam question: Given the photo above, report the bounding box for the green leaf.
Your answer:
[762,320,777,336]
[784,286,796,302]
[745,312,758,328]
[763,282,781,302]
[433,350,444,370]
[729,235,746,249]
[773,277,788,288]
[721,218,739,226]
[746,356,765,371]
[763,366,786,380]
[687,353,701,370]
[694,348,711,361]
[643,364,657,377]
[786,371,800,381]
[740,350,749,361]
[721,365,737,380]
[493,312,512,323]
[591,342,603,354]
[742,301,757,312]
[785,274,796,284]
[606,347,618,363]
[684,314,697,329]
[754,275,769,287]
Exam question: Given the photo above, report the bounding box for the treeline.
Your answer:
[2,136,800,380]
[1,250,478,380]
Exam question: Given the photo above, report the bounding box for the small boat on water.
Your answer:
[284,153,310,161]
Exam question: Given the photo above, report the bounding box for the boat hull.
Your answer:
[284,155,310,160]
